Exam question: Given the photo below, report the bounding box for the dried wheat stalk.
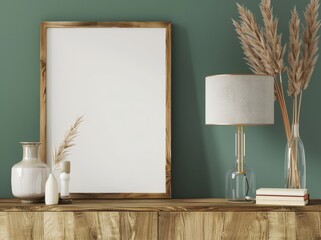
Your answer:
[234,0,320,189]
[287,0,320,189]
[52,115,84,169]
[233,0,320,141]
[233,0,290,140]
[260,0,290,138]
[301,0,320,90]
[287,7,303,98]
[234,3,275,75]
[232,19,266,74]
[286,0,320,124]
[260,0,286,74]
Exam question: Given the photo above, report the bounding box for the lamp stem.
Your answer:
[236,125,245,173]
[237,125,241,173]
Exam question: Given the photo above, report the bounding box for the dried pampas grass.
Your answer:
[260,0,286,74]
[233,0,320,140]
[287,7,303,97]
[52,115,84,170]
[232,19,266,75]
[233,0,290,139]
[233,3,274,75]
[301,0,320,90]
[287,0,320,124]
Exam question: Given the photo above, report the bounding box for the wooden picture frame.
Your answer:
[40,22,171,199]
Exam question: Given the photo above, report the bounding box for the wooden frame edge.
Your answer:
[70,192,169,199]
[40,22,47,163]
[40,21,170,29]
[165,23,172,198]
[40,21,172,199]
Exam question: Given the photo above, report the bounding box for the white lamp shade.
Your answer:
[205,74,274,125]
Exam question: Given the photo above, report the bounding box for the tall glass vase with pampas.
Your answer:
[285,2,320,188]
[233,0,320,188]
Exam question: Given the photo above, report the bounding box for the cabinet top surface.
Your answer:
[0,199,320,212]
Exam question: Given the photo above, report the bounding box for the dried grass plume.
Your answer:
[233,0,320,140]
[232,0,286,76]
[233,4,273,75]
[301,0,320,90]
[52,115,84,169]
[260,0,286,74]
[287,7,303,97]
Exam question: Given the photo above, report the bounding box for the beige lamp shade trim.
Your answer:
[205,74,274,125]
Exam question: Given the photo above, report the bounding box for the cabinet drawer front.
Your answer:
[0,212,157,240]
[0,212,44,240]
[159,212,321,240]
[54,212,158,240]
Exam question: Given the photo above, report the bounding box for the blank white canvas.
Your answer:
[46,28,166,193]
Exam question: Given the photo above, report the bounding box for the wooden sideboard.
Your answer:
[0,198,321,239]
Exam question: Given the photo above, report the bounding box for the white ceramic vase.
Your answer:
[45,173,59,205]
[11,142,49,203]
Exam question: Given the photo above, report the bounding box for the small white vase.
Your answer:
[45,174,59,205]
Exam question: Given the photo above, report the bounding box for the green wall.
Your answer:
[0,0,320,198]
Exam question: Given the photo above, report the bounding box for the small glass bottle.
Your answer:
[285,123,306,189]
[226,127,256,202]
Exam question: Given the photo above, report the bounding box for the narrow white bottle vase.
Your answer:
[45,173,59,205]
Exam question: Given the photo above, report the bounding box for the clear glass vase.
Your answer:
[226,127,256,202]
[285,124,306,189]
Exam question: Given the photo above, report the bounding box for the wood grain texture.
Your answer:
[70,192,170,200]
[295,212,321,239]
[0,212,44,239]
[267,212,296,239]
[0,211,156,240]
[1,199,321,212]
[44,212,74,239]
[165,23,172,199]
[40,22,47,163]
[39,21,171,199]
[71,212,157,240]
[0,199,321,239]
[0,199,321,212]
[159,212,321,240]
[40,21,170,28]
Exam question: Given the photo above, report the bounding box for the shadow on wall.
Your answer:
[171,24,223,198]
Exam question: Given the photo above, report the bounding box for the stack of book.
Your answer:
[256,188,309,206]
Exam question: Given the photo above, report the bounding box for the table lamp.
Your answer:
[205,74,274,202]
